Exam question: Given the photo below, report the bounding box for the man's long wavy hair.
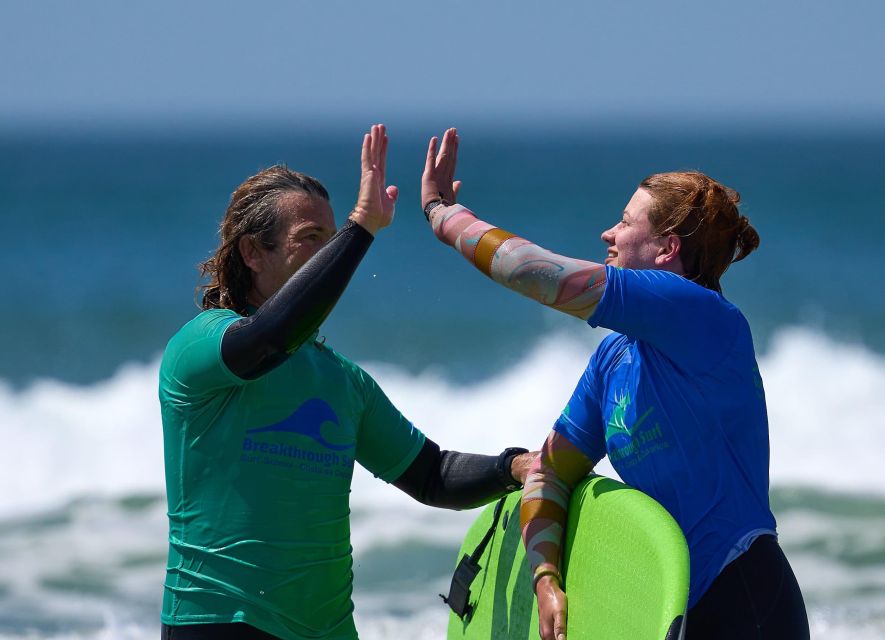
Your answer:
[640,171,760,293]
[198,165,329,314]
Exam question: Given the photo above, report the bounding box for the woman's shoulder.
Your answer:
[591,332,632,369]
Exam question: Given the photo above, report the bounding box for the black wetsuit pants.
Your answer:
[161,623,280,640]
[686,534,810,639]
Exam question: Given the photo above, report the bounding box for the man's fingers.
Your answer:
[386,185,399,203]
[380,130,388,172]
[361,133,371,173]
[376,124,386,164]
[377,131,388,186]
[371,124,382,166]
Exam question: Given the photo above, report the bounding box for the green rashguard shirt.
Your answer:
[158,309,426,639]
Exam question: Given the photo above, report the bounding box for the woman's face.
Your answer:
[600,188,671,271]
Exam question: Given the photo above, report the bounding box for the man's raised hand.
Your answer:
[350,124,398,235]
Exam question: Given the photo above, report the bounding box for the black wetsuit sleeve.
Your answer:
[392,439,523,510]
[221,219,373,379]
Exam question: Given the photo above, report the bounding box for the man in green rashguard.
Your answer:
[159,125,534,640]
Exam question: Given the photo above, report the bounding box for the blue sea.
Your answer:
[1,120,884,639]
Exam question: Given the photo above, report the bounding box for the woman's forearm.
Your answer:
[519,462,571,585]
[521,460,572,587]
[520,431,595,589]
[429,204,606,320]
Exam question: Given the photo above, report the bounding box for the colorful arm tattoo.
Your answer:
[520,431,595,590]
[429,204,607,320]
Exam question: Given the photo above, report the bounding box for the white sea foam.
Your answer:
[1,327,883,522]
[763,328,885,492]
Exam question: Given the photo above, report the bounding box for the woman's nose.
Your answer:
[601,225,615,244]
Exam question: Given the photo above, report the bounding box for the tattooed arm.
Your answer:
[521,431,595,640]
[428,204,606,319]
[421,129,606,320]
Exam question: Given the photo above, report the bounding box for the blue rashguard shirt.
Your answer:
[554,266,776,608]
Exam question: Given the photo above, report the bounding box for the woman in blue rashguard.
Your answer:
[420,128,809,640]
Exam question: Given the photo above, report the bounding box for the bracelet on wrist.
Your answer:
[423,194,452,221]
[533,567,563,591]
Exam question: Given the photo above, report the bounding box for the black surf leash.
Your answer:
[440,495,508,621]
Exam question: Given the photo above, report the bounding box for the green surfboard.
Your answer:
[445,475,689,640]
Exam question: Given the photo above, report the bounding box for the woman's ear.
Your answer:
[655,234,682,268]
[238,236,263,274]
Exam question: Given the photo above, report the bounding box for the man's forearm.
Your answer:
[428,204,606,320]
[394,439,527,510]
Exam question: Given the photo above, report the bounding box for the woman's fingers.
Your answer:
[536,578,568,640]
[448,133,459,184]
[424,136,438,176]
[437,128,458,186]
[554,606,567,640]
[437,128,454,167]
[422,129,461,207]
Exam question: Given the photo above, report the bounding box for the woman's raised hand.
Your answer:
[350,124,398,236]
[421,127,462,210]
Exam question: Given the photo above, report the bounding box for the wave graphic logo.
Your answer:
[246,398,353,451]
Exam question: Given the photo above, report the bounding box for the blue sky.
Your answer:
[2,0,883,126]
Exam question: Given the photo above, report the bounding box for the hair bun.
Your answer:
[733,216,760,263]
[725,186,741,205]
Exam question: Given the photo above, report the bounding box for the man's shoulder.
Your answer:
[172,308,240,339]
[310,344,390,403]
[161,309,240,365]
[312,343,371,382]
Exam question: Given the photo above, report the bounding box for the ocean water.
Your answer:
[1,122,884,639]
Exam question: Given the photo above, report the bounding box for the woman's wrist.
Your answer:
[423,196,451,221]
[533,565,563,592]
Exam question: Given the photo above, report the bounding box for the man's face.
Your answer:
[600,188,669,270]
[259,192,336,296]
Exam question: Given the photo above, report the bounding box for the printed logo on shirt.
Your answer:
[605,390,668,468]
[245,398,354,450]
[240,398,356,477]
[604,391,653,441]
